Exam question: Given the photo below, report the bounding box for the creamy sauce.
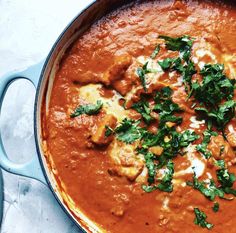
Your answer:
[43,1,236,232]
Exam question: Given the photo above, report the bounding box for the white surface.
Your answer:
[0,0,94,232]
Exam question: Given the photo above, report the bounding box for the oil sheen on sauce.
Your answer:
[42,1,236,232]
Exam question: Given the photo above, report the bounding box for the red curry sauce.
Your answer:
[42,1,236,232]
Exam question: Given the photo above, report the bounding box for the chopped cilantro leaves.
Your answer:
[142,160,174,193]
[70,100,103,118]
[105,125,113,137]
[159,35,194,61]
[196,130,217,159]
[157,160,174,192]
[115,118,144,144]
[132,97,154,124]
[187,173,224,201]
[216,162,236,196]
[194,208,214,230]
[212,202,219,212]
[150,44,160,59]
[158,57,182,71]
[137,62,149,92]
[154,87,183,127]
[144,152,156,184]
[179,130,200,147]
[195,100,236,132]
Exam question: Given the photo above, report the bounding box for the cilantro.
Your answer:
[192,64,236,132]
[158,57,182,71]
[187,173,224,201]
[132,97,154,124]
[70,100,103,117]
[216,162,236,196]
[144,152,156,184]
[197,64,235,103]
[196,130,217,159]
[195,100,236,132]
[157,35,196,93]
[115,118,144,144]
[139,88,199,193]
[142,128,198,192]
[182,61,197,89]
[154,86,173,101]
[105,126,113,137]
[159,115,183,128]
[142,160,174,193]
[150,44,160,59]
[137,62,149,92]
[194,208,214,230]
[179,130,200,147]
[192,64,235,107]
[157,160,174,192]
[158,58,173,70]
[154,87,183,127]
[142,185,158,193]
[159,35,194,61]
[212,202,219,212]
[215,160,225,169]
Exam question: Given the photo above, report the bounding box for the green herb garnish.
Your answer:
[142,160,174,193]
[132,97,154,124]
[70,100,103,117]
[195,100,236,132]
[196,130,218,159]
[187,173,224,201]
[115,118,144,144]
[212,202,219,212]
[150,44,160,59]
[216,161,236,196]
[159,35,194,61]
[158,57,182,71]
[193,64,235,107]
[194,208,214,230]
[137,62,149,92]
[105,125,114,137]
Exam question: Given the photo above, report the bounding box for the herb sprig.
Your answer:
[71,100,103,118]
[194,208,214,230]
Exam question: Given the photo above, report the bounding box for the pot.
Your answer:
[0,0,134,232]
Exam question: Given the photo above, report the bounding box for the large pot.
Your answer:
[0,0,134,232]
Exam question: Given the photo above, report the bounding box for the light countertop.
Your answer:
[0,1,94,232]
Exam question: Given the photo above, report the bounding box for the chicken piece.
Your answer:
[108,140,144,181]
[102,55,133,85]
[208,135,235,161]
[74,55,132,86]
[91,114,117,145]
[112,77,134,96]
[111,205,125,217]
[227,132,236,148]
[149,146,163,156]
[75,71,102,84]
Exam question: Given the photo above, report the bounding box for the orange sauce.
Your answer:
[42,1,236,232]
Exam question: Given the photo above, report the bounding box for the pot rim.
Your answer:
[33,1,97,232]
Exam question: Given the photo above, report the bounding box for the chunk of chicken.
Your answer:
[227,132,236,148]
[208,135,235,162]
[102,55,133,86]
[108,140,144,181]
[149,146,163,156]
[75,55,132,86]
[76,71,102,84]
[91,114,117,145]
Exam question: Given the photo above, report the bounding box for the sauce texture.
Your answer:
[42,1,236,232]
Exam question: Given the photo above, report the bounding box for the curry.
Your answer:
[42,0,236,232]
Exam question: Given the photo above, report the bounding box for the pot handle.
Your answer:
[0,60,47,185]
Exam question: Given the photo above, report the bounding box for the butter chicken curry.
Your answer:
[42,0,236,232]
